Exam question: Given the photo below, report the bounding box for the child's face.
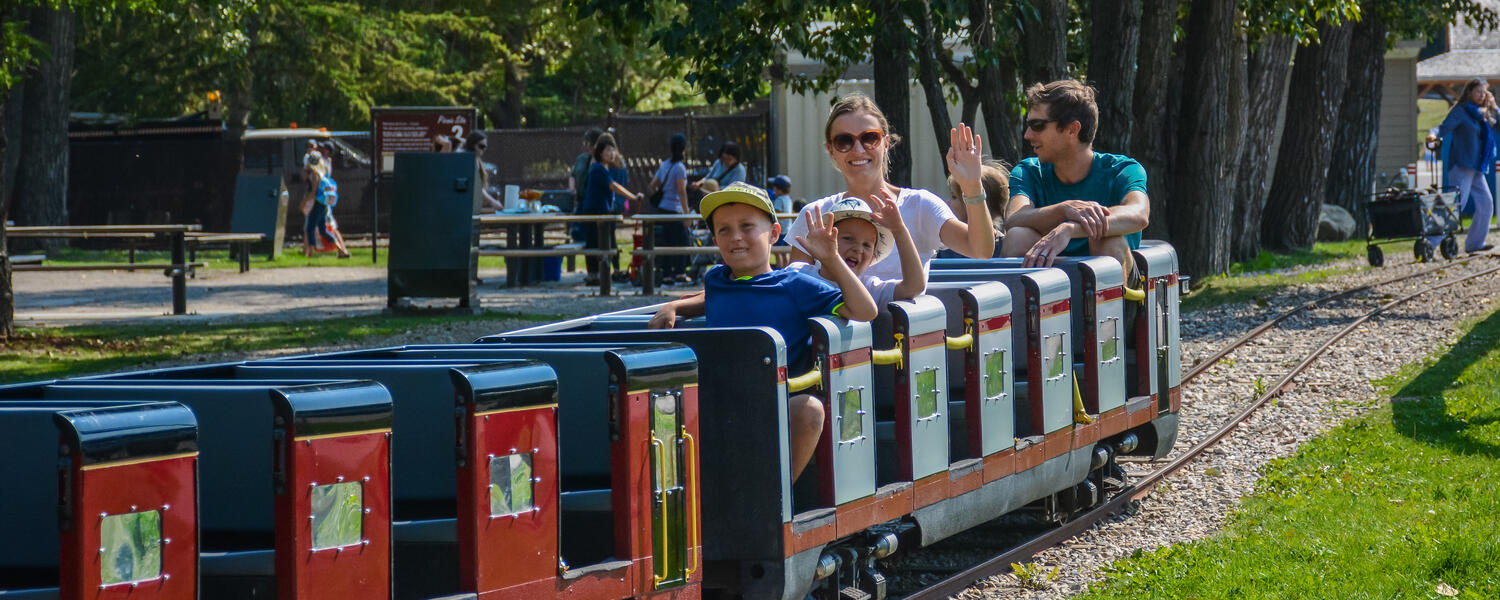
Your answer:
[711,203,778,275]
[835,218,878,275]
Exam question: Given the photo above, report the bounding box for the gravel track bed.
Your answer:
[942,253,1500,599]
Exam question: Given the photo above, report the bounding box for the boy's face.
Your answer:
[835,218,878,275]
[711,202,779,275]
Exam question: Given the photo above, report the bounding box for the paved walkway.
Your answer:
[12,265,696,326]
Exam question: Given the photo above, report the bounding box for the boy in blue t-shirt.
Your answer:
[688,181,877,480]
[1002,79,1150,277]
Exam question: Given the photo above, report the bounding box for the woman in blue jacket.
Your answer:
[1429,77,1500,253]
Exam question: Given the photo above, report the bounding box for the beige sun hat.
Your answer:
[826,196,894,264]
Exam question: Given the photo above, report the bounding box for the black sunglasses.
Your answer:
[1025,118,1059,132]
[830,130,884,153]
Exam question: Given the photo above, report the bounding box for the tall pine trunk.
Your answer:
[1262,20,1353,252]
[1326,13,1387,229]
[914,3,954,172]
[1232,34,1294,261]
[1132,0,1178,240]
[1020,0,1068,86]
[13,5,75,245]
[1088,0,1141,155]
[872,0,912,186]
[1169,0,1239,277]
[971,0,1020,164]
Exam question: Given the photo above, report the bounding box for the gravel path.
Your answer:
[12,264,694,326]
[956,252,1500,599]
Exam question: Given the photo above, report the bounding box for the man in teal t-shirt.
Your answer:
[1002,79,1151,277]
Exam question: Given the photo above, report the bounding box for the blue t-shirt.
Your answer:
[581,161,615,214]
[1009,152,1147,255]
[703,264,845,372]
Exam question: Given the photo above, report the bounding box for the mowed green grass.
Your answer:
[1075,308,1500,599]
[0,310,560,384]
[1181,240,1368,312]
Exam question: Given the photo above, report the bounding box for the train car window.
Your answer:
[1045,334,1066,380]
[984,349,1007,399]
[1100,318,1119,363]
[489,454,534,517]
[100,509,162,585]
[839,387,864,442]
[310,481,364,550]
[916,369,940,419]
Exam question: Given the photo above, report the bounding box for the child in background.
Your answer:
[769,175,795,240]
[661,182,877,480]
[941,161,1010,258]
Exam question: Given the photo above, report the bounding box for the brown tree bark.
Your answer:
[1325,13,1387,229]
[0,91,11,339]
[1168,0,1240,278]
[1231,34,1294,262]
[1262,20,1353,252]
[13,5,75,246]
[1131,0,1178,240]
[971,0,1020,164]
[1088,0,1141,155]
[872,0,913,187]
[914,3,954,174]
[1020,0,1068,87]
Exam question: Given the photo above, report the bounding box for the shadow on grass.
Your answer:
[1388,308,1500,460]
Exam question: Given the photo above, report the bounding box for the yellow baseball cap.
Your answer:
[700,181,776,222]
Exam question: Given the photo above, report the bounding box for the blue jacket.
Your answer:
[1438,102,1499,173]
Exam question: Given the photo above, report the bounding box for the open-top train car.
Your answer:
[0,243,1184,600]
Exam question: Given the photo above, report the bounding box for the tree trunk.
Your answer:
[1088,0,1141,155]
[972,0,1021,164]
[872,0,912,187]
[14,5,75,245]
[1231,34,1294,262]
[1132,0,1178,240]
[1168,0,1239,278]
[1325,13,1387,229]
[1020,0,1068,86]
[914,3,954,174]
[1262,20,1353,252]
[0,90,11,339]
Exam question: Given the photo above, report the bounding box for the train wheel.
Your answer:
[1441,236,1459,260]
[1367,245,1384,267]
[1414,238,1433,262]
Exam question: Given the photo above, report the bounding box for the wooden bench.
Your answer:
[475,214,623,295]
[186,232,267,273]
[6,224,202,314]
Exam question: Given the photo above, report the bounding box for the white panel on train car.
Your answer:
[964,282,1015,456]
[895,296,951,480]
[1028,270,1075,435]
[810,317,877,506]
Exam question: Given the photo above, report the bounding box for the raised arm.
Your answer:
[648,291,706,329]
[938,124,997,258]
[798,206,877,321]
[869,189,926,301]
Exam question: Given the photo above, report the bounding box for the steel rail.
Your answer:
[904,263,1500,600]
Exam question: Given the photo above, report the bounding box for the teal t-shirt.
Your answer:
[1009,152,1147,256]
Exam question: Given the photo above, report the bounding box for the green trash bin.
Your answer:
[230,175,288,259]
[388,152,480,309]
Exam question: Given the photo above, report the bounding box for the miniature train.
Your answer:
[0,242,1184,600]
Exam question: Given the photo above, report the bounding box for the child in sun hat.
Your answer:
[677,181,877,480]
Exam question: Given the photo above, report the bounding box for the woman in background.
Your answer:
[1428,77,1500,253]
[648,133,692,283]
[302,154,350,258]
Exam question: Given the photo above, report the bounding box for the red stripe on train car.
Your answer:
[279,430,392,600]
[1040,299,1071,319]
[949,463,984,497]
[64,453,198,600]
[1096,286,1125,303]
[785,519,839,557]
[835,495,878,538]
[1097,407,1129,438]
[1073,419,1101,449]
[1170,387,1181,413]
[912,472,949,510]
[983,449,1016,483]
[907,330,947,351]
[978,314,1012,333]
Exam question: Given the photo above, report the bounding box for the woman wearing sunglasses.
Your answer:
[782,93,997,286]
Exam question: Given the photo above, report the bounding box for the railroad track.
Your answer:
[898,255,1500,600]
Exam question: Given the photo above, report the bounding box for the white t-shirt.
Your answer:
[785,188,957,282]
[784,261,900,308]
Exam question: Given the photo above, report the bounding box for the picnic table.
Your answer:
[3,224,257,315]
[627,213,798,295]
[473,213,623,295]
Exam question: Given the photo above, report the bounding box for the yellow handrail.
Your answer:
[681,428,700,578]
[1072,370,1094,424]
[787,369,822,393]
[1124,286,1146,303]
[945,333,974,351]
[872,333,905,369]
[651,436,669,586]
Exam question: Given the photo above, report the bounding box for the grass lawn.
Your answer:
[1181,239,1369,312]
[1419,98,1450,148]
[1075,307,1500,599]
[0,310,563,384]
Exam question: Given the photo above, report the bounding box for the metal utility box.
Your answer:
[389,152,480,308]
[230,174,289,258]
